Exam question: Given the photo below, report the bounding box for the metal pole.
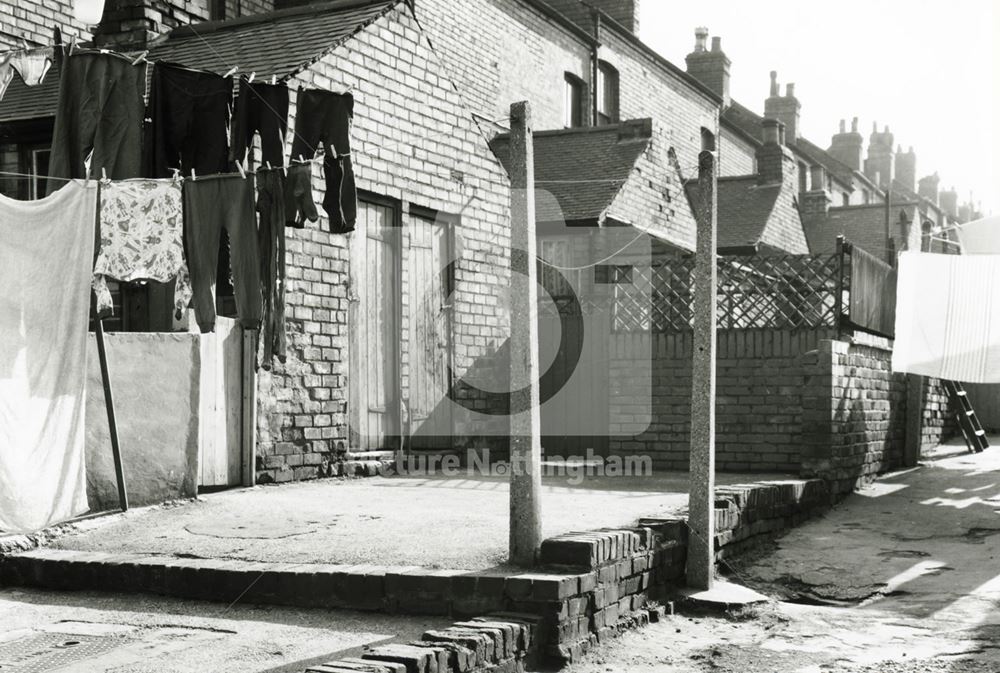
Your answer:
[686,149,718,590]
[95,320,128,512]
[508,100,542,567]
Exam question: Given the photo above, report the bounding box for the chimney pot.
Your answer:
[711,36,722,52]
[769,71,779,96]
[694,26,708,52]
[786,83,795,97]
[761,118,781,145]
[757,119,788,184]
[839,119,846,133]
[851,117,859,132]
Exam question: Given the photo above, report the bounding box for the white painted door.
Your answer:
[196,316,244,487]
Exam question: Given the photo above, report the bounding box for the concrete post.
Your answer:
[904,374,924,467]
[686,150,718,590]
[508,101,542,567]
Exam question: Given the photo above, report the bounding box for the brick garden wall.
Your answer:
[609,329,837,472]
[255,2,512,482]
[921,378,959,445]
[0,0,89,47]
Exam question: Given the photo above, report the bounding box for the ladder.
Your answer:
[944,380,990,453]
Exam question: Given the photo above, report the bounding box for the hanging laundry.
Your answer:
[48,51,146,194]
[0,180,97,532]
[0,53,14,101]
[184,174,262,333]
[145,63,233,178]
[10,46,54,86]
[92,179,192,320]
[256,167,287,368]
[892,251,1000,383]
[290,88,357,233]
[230,77,289,168]
[955,215,1000,254]
[284,162,319,228]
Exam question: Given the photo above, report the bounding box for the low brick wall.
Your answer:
[609,329,837,472]
[921,378,960,446]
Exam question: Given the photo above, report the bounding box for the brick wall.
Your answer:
[597,27,718,180]
[0,0,90,47]
[608,329,838,472]
[921,378,959,446]
[718,125,756,177]
[757,151,809,254]
[255,2,512,482]
[415,0,592,131]
[801,338,907,496]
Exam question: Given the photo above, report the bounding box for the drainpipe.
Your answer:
[590,8,601,126]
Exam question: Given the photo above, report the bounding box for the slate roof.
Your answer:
[147,0,400,77]
[489,119,652,224]
[537,0,595,32]
[686,175,782,252]
[802,203,920,262]
[0,57,62,124]
[0,0,399,124]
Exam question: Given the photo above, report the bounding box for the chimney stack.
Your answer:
[800,164,831,216]
[918,172,940,205]
[584,0,641,33]
[828,117,864,172]
[864,123,895,189]
[939,187,959,219]
[763,71,801,143]
[685,27,731,107]
[757,118,792,185]
[895,145,917,193]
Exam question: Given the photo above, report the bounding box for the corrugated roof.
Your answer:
[687,175,782,252]
[0,0,398,125]
[489,119,652,224]
[147,0,400,78]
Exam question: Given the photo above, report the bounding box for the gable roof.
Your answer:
[489,119,652,224]
[0,0,398,125]
[802,202,921,262]
[687,175,784,252]
[147,0,400,78]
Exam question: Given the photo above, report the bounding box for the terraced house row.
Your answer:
[0,0,977,507]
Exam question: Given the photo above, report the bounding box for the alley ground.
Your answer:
[35,470,786,570]
[567,439,1000,672]
[0,587,448,673]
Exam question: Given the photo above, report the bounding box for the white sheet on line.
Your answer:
[0,181,97,532]
[892,251,1000,383]
[955,215,1000,254]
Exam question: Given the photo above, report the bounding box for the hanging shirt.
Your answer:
[0,180,97,532]
[893,251,1000,383]
[93,179,192,319]
[955,215,1000,254]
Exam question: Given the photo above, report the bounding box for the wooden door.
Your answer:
[350,199,401,450]
[407,211,454,448]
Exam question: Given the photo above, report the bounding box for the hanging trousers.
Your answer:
[183,175,262,333]
[230,77,289,168]
[145,63,232,178]
[255,168,287,368]
[289,88,357,233]
[48,51,146,194]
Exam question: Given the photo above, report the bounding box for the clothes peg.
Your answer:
[248,71,255,83]
[266,161,272,171]
[18,38,29,51]
[171,168,181,184]
[101,167,108,183]
[224,65,238,78]
[236,161,246,179]
[132,50,148,66]
[190,168,196,181]
[271,74,277,85]
[68,35,76,56]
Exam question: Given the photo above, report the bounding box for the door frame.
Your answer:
[348,191,403,451]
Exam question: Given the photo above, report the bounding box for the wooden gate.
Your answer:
[350,198,401,450]
[196,316,247,488]
[406,210,454,449]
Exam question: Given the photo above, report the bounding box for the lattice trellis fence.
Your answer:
[610,253,844,332]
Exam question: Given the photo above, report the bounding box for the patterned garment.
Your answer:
[93,179,192,318]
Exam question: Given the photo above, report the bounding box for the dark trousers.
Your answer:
[256,168,287,368]
[48,52,145,194]
[230,77,289,168]
[184,175,262,333]
[283,163,318,228]
[289,88,357,233]
[145,63,232,178]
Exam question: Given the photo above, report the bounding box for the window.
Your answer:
[596,61,619,125]
[700,128,715,152]
[842,193,850,207]
[564,73,585,128]
[797,161,808,193]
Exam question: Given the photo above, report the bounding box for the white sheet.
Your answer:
[892,251,1000,383]
[955,215,1000,254]
[0,181,97,532]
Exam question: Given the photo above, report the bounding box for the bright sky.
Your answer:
[639,1,998,215]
